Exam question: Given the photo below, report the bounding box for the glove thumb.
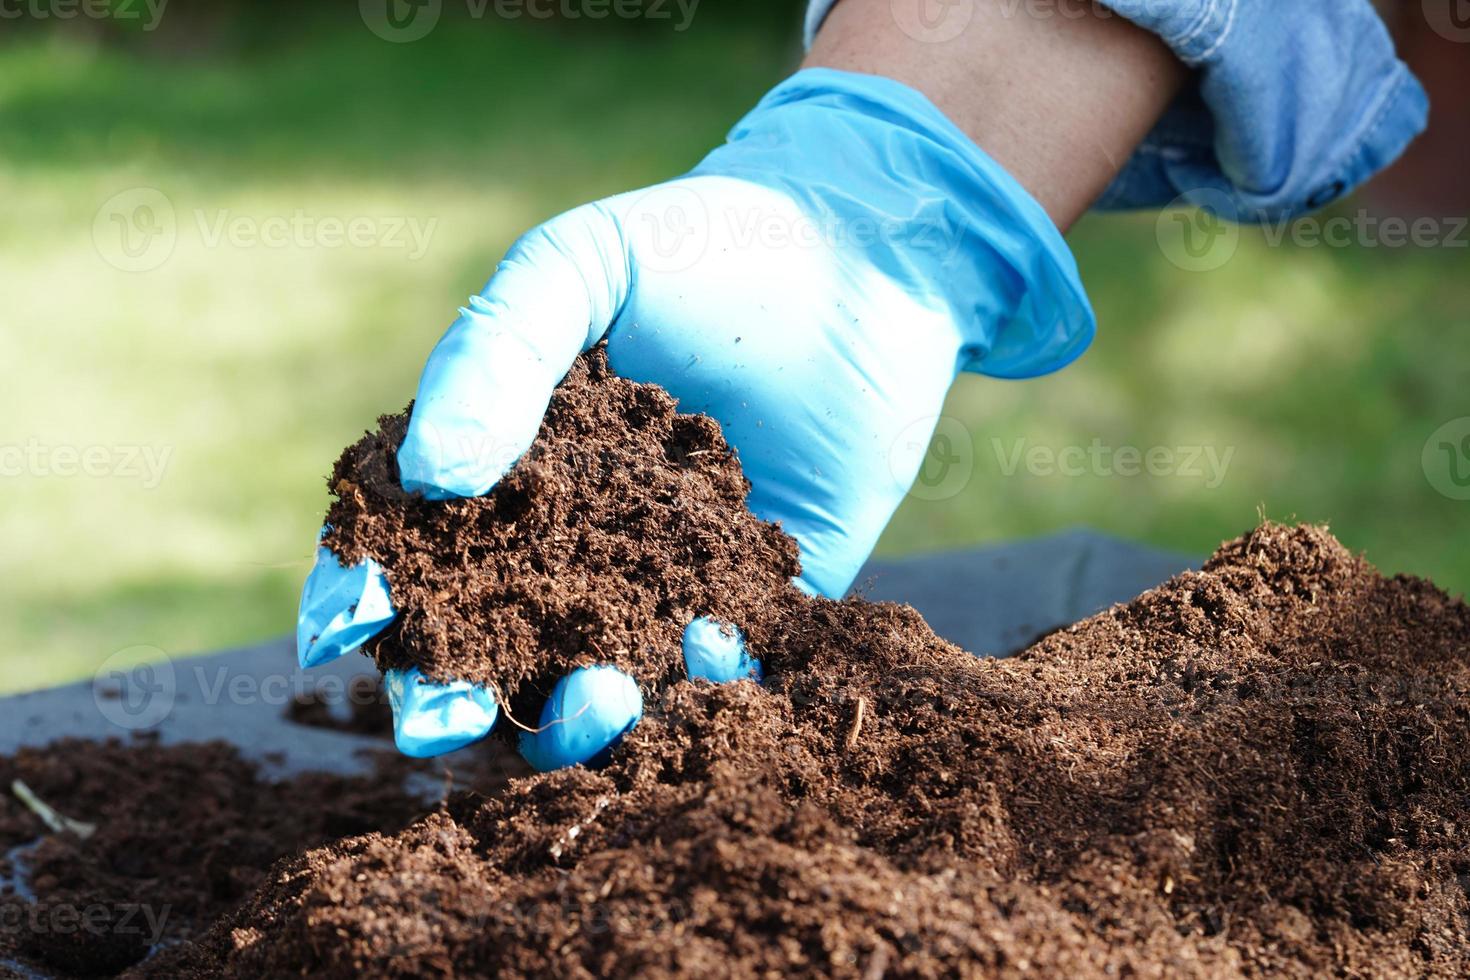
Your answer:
[398,203,630,498]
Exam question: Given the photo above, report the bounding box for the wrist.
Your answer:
[803,0,1185,231]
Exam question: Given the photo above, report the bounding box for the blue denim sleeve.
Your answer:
[803,0,1428,224]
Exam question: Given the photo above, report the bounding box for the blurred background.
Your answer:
[2,0,1466,693]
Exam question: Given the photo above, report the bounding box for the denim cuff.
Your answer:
[803,0,1429,224]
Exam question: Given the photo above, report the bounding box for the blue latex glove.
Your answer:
[297,67,1091,769]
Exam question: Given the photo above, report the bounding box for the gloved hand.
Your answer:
[297,67,1092,769]
[298,550,758,765]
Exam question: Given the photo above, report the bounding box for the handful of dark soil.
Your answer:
[123,351,1470,977]
[321,346,805,723]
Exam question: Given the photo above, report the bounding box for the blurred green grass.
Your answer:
[1,16,1466,694]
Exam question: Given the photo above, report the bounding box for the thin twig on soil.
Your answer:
[861,943,891,980]
[549,796,611,861]
[11,780,97,839]
[846,696,867,750]
[497,694,594,734]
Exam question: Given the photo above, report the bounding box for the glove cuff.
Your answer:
[699,67,1095,380]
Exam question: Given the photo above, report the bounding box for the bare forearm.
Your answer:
[804,0,1186,230]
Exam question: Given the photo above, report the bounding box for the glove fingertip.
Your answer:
[396,302,566,501]
[385,667,499,758]
[683,616,763,684]
[519,666,642,772]
[297,544,396,669]
[396,411,500,501]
